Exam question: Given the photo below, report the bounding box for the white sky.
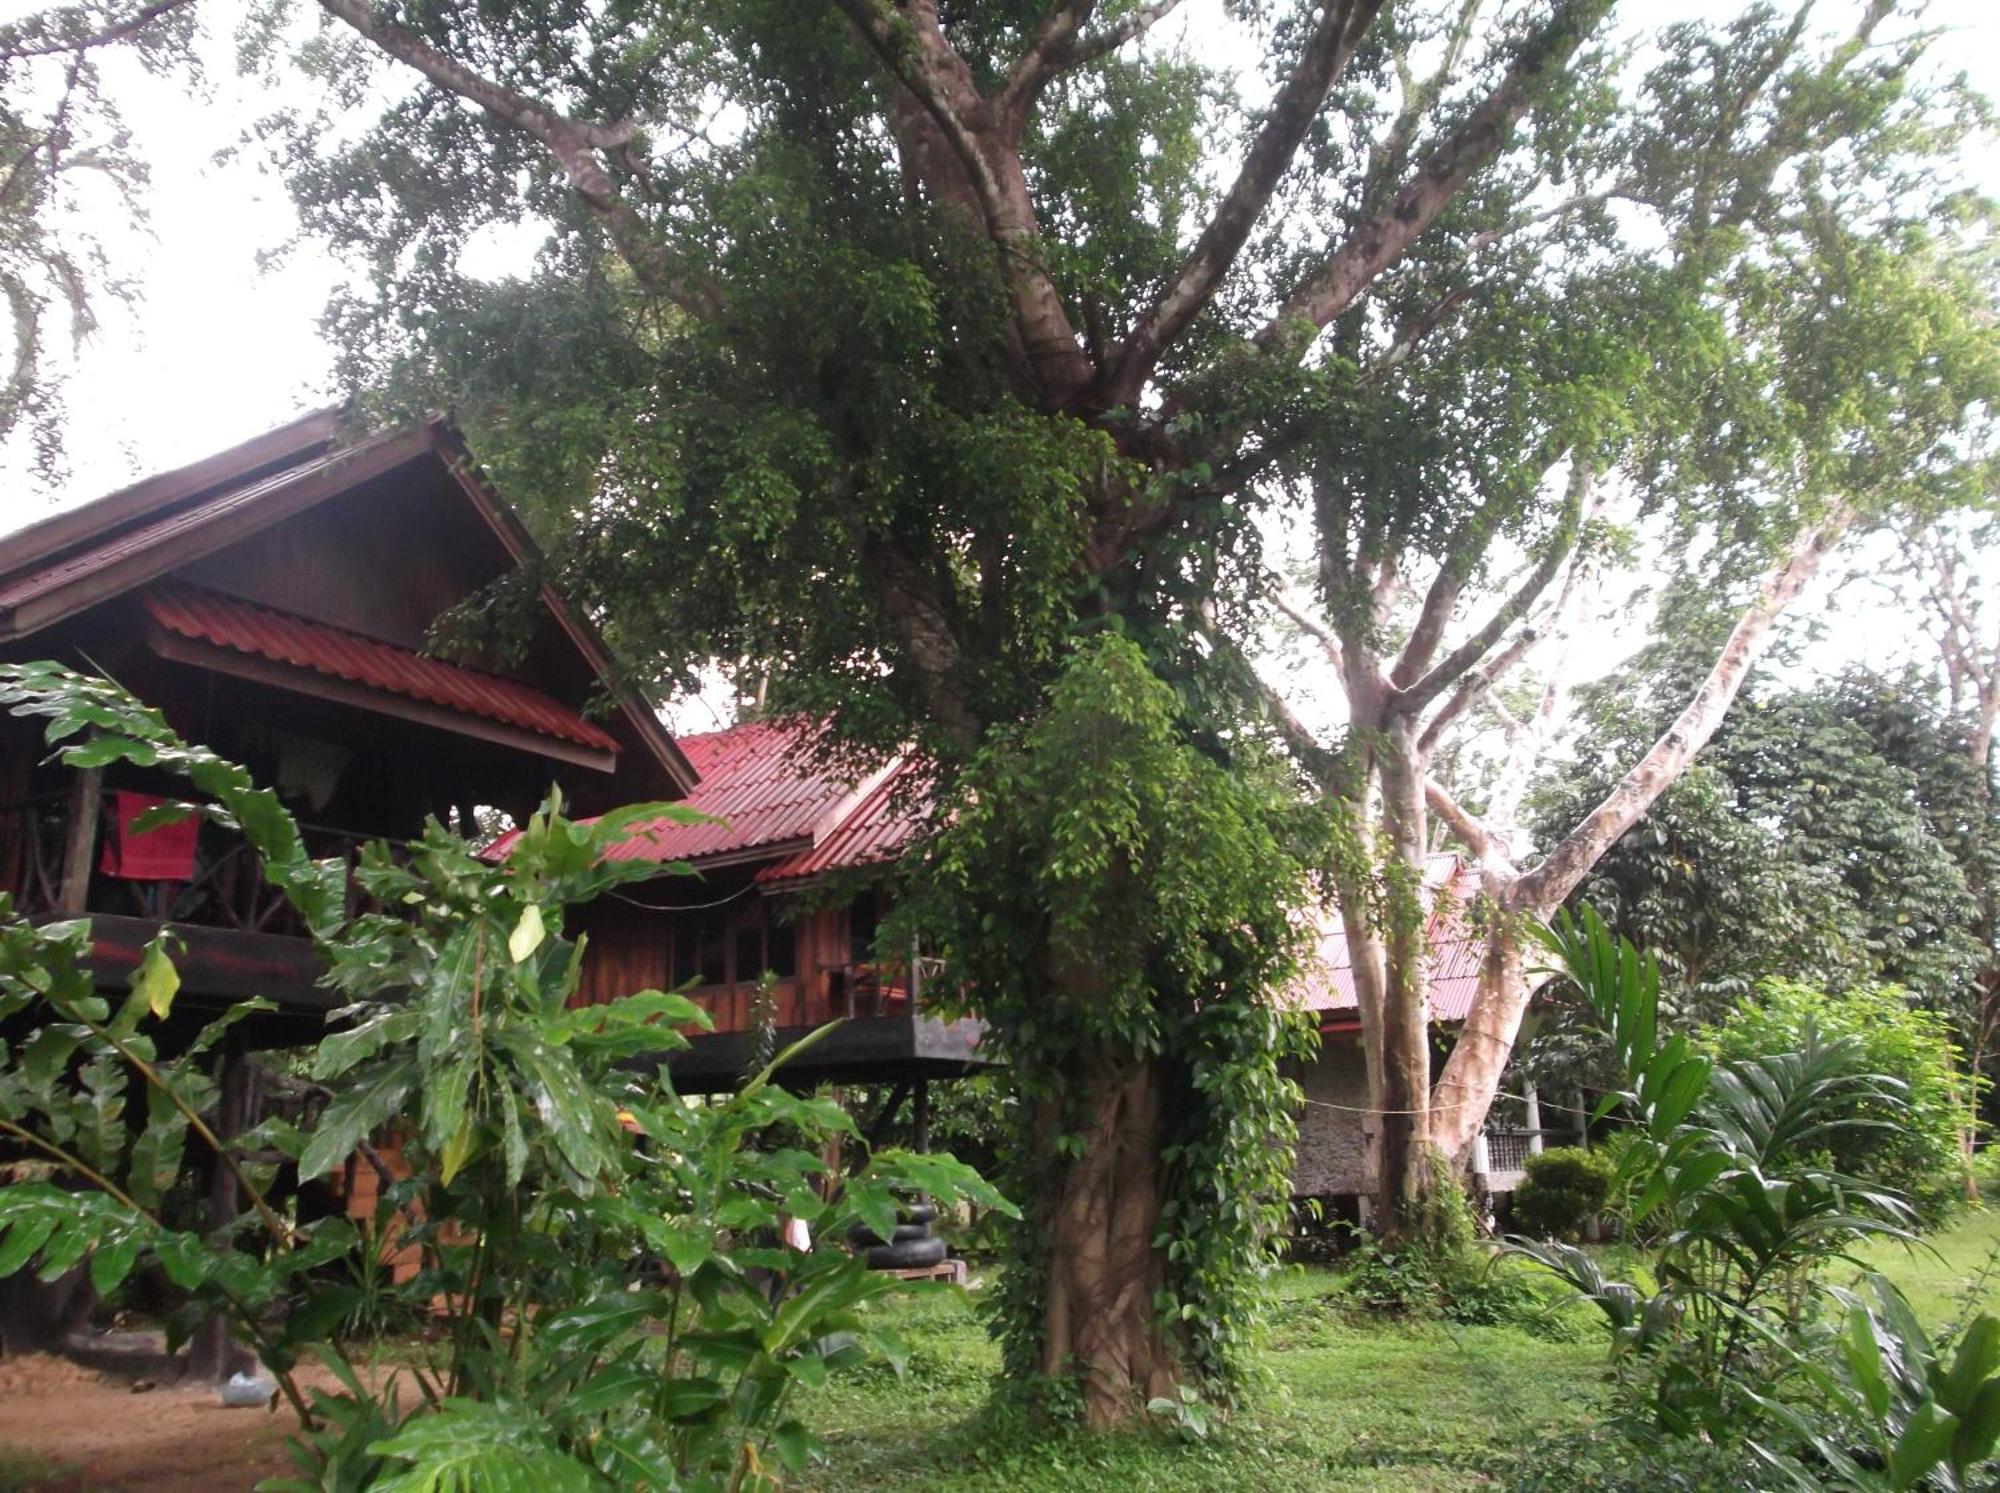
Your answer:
[2,0,1995,705]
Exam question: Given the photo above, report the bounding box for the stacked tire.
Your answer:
[848,1200,947,1270]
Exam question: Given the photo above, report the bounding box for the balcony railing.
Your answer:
[823,957,948,1021]
[0,792,395,939]
[1481,1128,1570,1176]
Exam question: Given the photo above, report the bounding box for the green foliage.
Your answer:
[1510,906,2000,1489]
[917,634,1325,1402]
[1537,673,1991,1034]
[1750,1275,2000,1492]
[1708,979,1968,1228]
[0,663,1011,1491]
[1512,1147,1615,1244]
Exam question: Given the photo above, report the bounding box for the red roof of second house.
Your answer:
[1287,855,1487,1026]
[555,717,879,865]
[758,761,927,885]
[142,583,621,754]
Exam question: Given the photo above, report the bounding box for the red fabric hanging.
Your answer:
[98,791,198,881]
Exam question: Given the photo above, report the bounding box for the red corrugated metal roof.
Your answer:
[758,762,927,885]
[536,717,864,865]
[142,583,620,754]
[1287,855,1487,1026]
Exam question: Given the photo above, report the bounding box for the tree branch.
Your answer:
[1254,0,1612,359]
[1516,503,1853,915]
[1100,0,1383,406]
[833,0,1095,402]
[1425,777,1499,867]
[996,0,1186,127]
[1394,560,1468,690]
[1395,457,1590,713]
[1271,587,1345,674]
[315,0,717,318]
[1416,624,1538,756]
[0,0,196,60]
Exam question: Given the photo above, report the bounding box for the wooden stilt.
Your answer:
[56,767,102,916]
[189,1043,253,1381]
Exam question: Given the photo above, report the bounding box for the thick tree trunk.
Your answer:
[1037,1046,1178,1427]
[1373,721,1436,1239]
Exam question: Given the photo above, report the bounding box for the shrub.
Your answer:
[1706,979,1966,1226]
[1511,907,2000,1492]
[0,664,1013,1491]
[1511,1146,1614,1242]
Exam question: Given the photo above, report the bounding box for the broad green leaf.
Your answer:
[1887,1399,1958,1489]
[88,1232,143,1295]
[312,1008,420,1081]
[299,1053,419,1180]
[771,1419,815,1474]
[132,937,180,1021]
[508,903,546,964]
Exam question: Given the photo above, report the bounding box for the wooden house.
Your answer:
[0,408,694,1047]
[0,409,988,1103]
[543,716,989,1100]
[1286,854,1560,1215]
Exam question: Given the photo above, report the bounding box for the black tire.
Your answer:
[847,1221,933,1247]
[865,1235,948,1271]
[900,1202,939,1226]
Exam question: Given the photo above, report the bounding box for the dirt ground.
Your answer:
[0,1348,333,1492]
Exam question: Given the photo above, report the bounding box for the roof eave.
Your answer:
[423,419,700,797]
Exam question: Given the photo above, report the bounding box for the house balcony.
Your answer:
[0,786,378,1039]
[664,960,990,1095]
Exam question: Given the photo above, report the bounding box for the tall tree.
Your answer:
[228,0,1631,1417]
[0,1,198,483]
[1248,0,1999,1233]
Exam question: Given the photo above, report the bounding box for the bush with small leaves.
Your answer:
[1511,1146,1615,1242]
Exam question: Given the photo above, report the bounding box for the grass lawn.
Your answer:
[796,1207,2000,1493]
[796,1266,1607,1493]
[1848,1202,2000,1325]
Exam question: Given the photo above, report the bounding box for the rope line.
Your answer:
[605,880,759,913]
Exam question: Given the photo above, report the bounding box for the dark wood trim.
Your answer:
[73,912,336,1009]
[660,1013,992,1095]
[143,625,619,773]
[0,407,343,585]
[0,430,434,641]
[56,766,101,916]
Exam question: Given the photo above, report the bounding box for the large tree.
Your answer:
[1247,0,1999,1233]
[227,0,1636,1417]
[0,1,198,483]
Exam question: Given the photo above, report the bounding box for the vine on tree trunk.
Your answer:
[908,635,1339,1420]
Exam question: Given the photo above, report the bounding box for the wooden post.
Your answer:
[1470,1129,1491,1179]
[189,1043,253,1381]
[909,933,922,1004]
[56,767,102,916]
[913,1079,931,1156]
[1524,1082,1545,1156]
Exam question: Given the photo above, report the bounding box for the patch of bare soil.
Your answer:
[0,1346,351,1492]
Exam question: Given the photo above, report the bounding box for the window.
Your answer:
[767,918,796,979]
[734,923,763,986]
[849,890,879,965]
[672,908,729,987]
[727,901,796,984]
